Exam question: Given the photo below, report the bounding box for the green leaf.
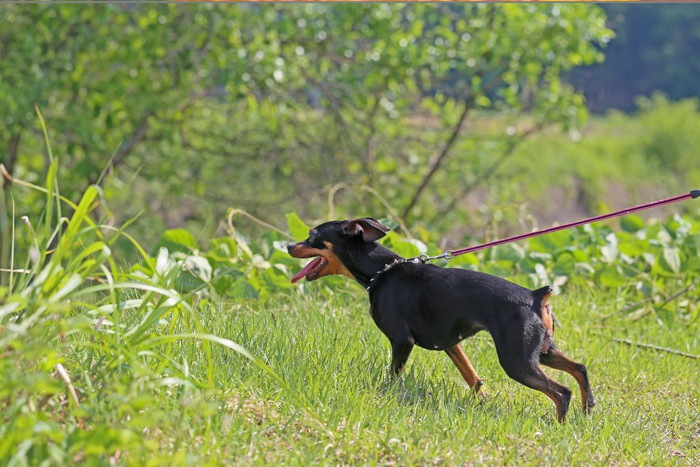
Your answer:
[152,229,197,255]
[260,266,293,292]
[552,252,576,276]
[50,273,83,303]
[230,279,259,299]
[182,255,213,283]
[600,233,619,263]
[492,243,525,262]
[620,214,645,233]
[208,237,239,263]
[660,247,681,274]
[210,274,233,296]
[53,185,100,263]
[67,241,111,275]
[450,252,479,268]
[571,249,590,263]
[286,212,310,241]
[379,232,423,258]
[618,238,649,258]
[595,265,628,288]
[528,230,572,254]
[155,247,170,277]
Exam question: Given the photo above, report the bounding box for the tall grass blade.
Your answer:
[36,106,61,245]
[53,185,100,265]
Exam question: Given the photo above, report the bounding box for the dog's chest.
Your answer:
[369,285,482,351]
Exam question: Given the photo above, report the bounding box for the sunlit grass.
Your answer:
[199,286,698,464]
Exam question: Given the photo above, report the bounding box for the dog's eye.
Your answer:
[308,230,319,245]
[308,230,327,249]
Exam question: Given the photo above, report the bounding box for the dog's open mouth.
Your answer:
[291,256,327,283]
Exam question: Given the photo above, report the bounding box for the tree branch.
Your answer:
[400,58,506,223]
[441,122,547,214]
[400,94,475,222]
[3,133,21,188]
[602,335,699,360]
[95,112,153,186]
[363,93,383,185]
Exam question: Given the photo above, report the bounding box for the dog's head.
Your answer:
[287,218,390,283]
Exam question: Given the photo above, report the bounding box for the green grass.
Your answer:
[3,105,699,464]
[2,227,698,465]
[164,284,698,465]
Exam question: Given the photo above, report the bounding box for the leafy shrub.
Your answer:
[157,208,699,326]
[0,137,299,463]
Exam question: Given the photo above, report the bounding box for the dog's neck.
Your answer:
[341,240,402,289]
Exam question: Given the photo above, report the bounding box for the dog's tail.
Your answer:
[532,285,555,352]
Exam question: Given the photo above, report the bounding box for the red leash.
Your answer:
[417,190,700,262]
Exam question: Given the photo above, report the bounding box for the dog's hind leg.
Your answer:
[445,344,484,394]
[540,345,595,413]
[500,356,572,422]
[491,323,572,422]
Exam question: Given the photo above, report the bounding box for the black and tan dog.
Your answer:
[288,217,595,422]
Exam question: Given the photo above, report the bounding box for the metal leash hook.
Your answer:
[415,249,453,263]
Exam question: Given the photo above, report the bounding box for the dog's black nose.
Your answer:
[287,243,295,253]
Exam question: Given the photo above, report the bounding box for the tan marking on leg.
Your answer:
[541,292,554,336]
[445,344,483,394]
[540,292,554,353]
[540,348,595,413]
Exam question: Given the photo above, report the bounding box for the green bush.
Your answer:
[636,94,700,179]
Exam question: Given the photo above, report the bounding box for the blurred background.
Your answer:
[2,3,699,258]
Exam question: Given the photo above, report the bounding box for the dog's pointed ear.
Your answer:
[343,218,391,242]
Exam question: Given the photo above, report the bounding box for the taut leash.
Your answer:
[414,189,700,263]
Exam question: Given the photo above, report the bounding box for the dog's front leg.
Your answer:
[445,344,484,395]
[389,340,414,377]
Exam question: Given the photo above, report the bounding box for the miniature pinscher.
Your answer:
[288,218,595,422]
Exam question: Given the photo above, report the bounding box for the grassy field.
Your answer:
[6,276,697,465]
[2,105,699,464]
[170,283,698,465]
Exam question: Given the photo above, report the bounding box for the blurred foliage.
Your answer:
[2,3,612,258]
[575,4,700,112]
[156,211,699,327]
[633,94,700,179]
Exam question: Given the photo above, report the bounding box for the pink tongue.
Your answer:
[291,257,324,283]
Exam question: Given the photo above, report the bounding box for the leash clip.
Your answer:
[414,250,454,263]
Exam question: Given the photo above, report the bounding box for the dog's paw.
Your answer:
[584,394,596,413]
[473,380,488,399]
